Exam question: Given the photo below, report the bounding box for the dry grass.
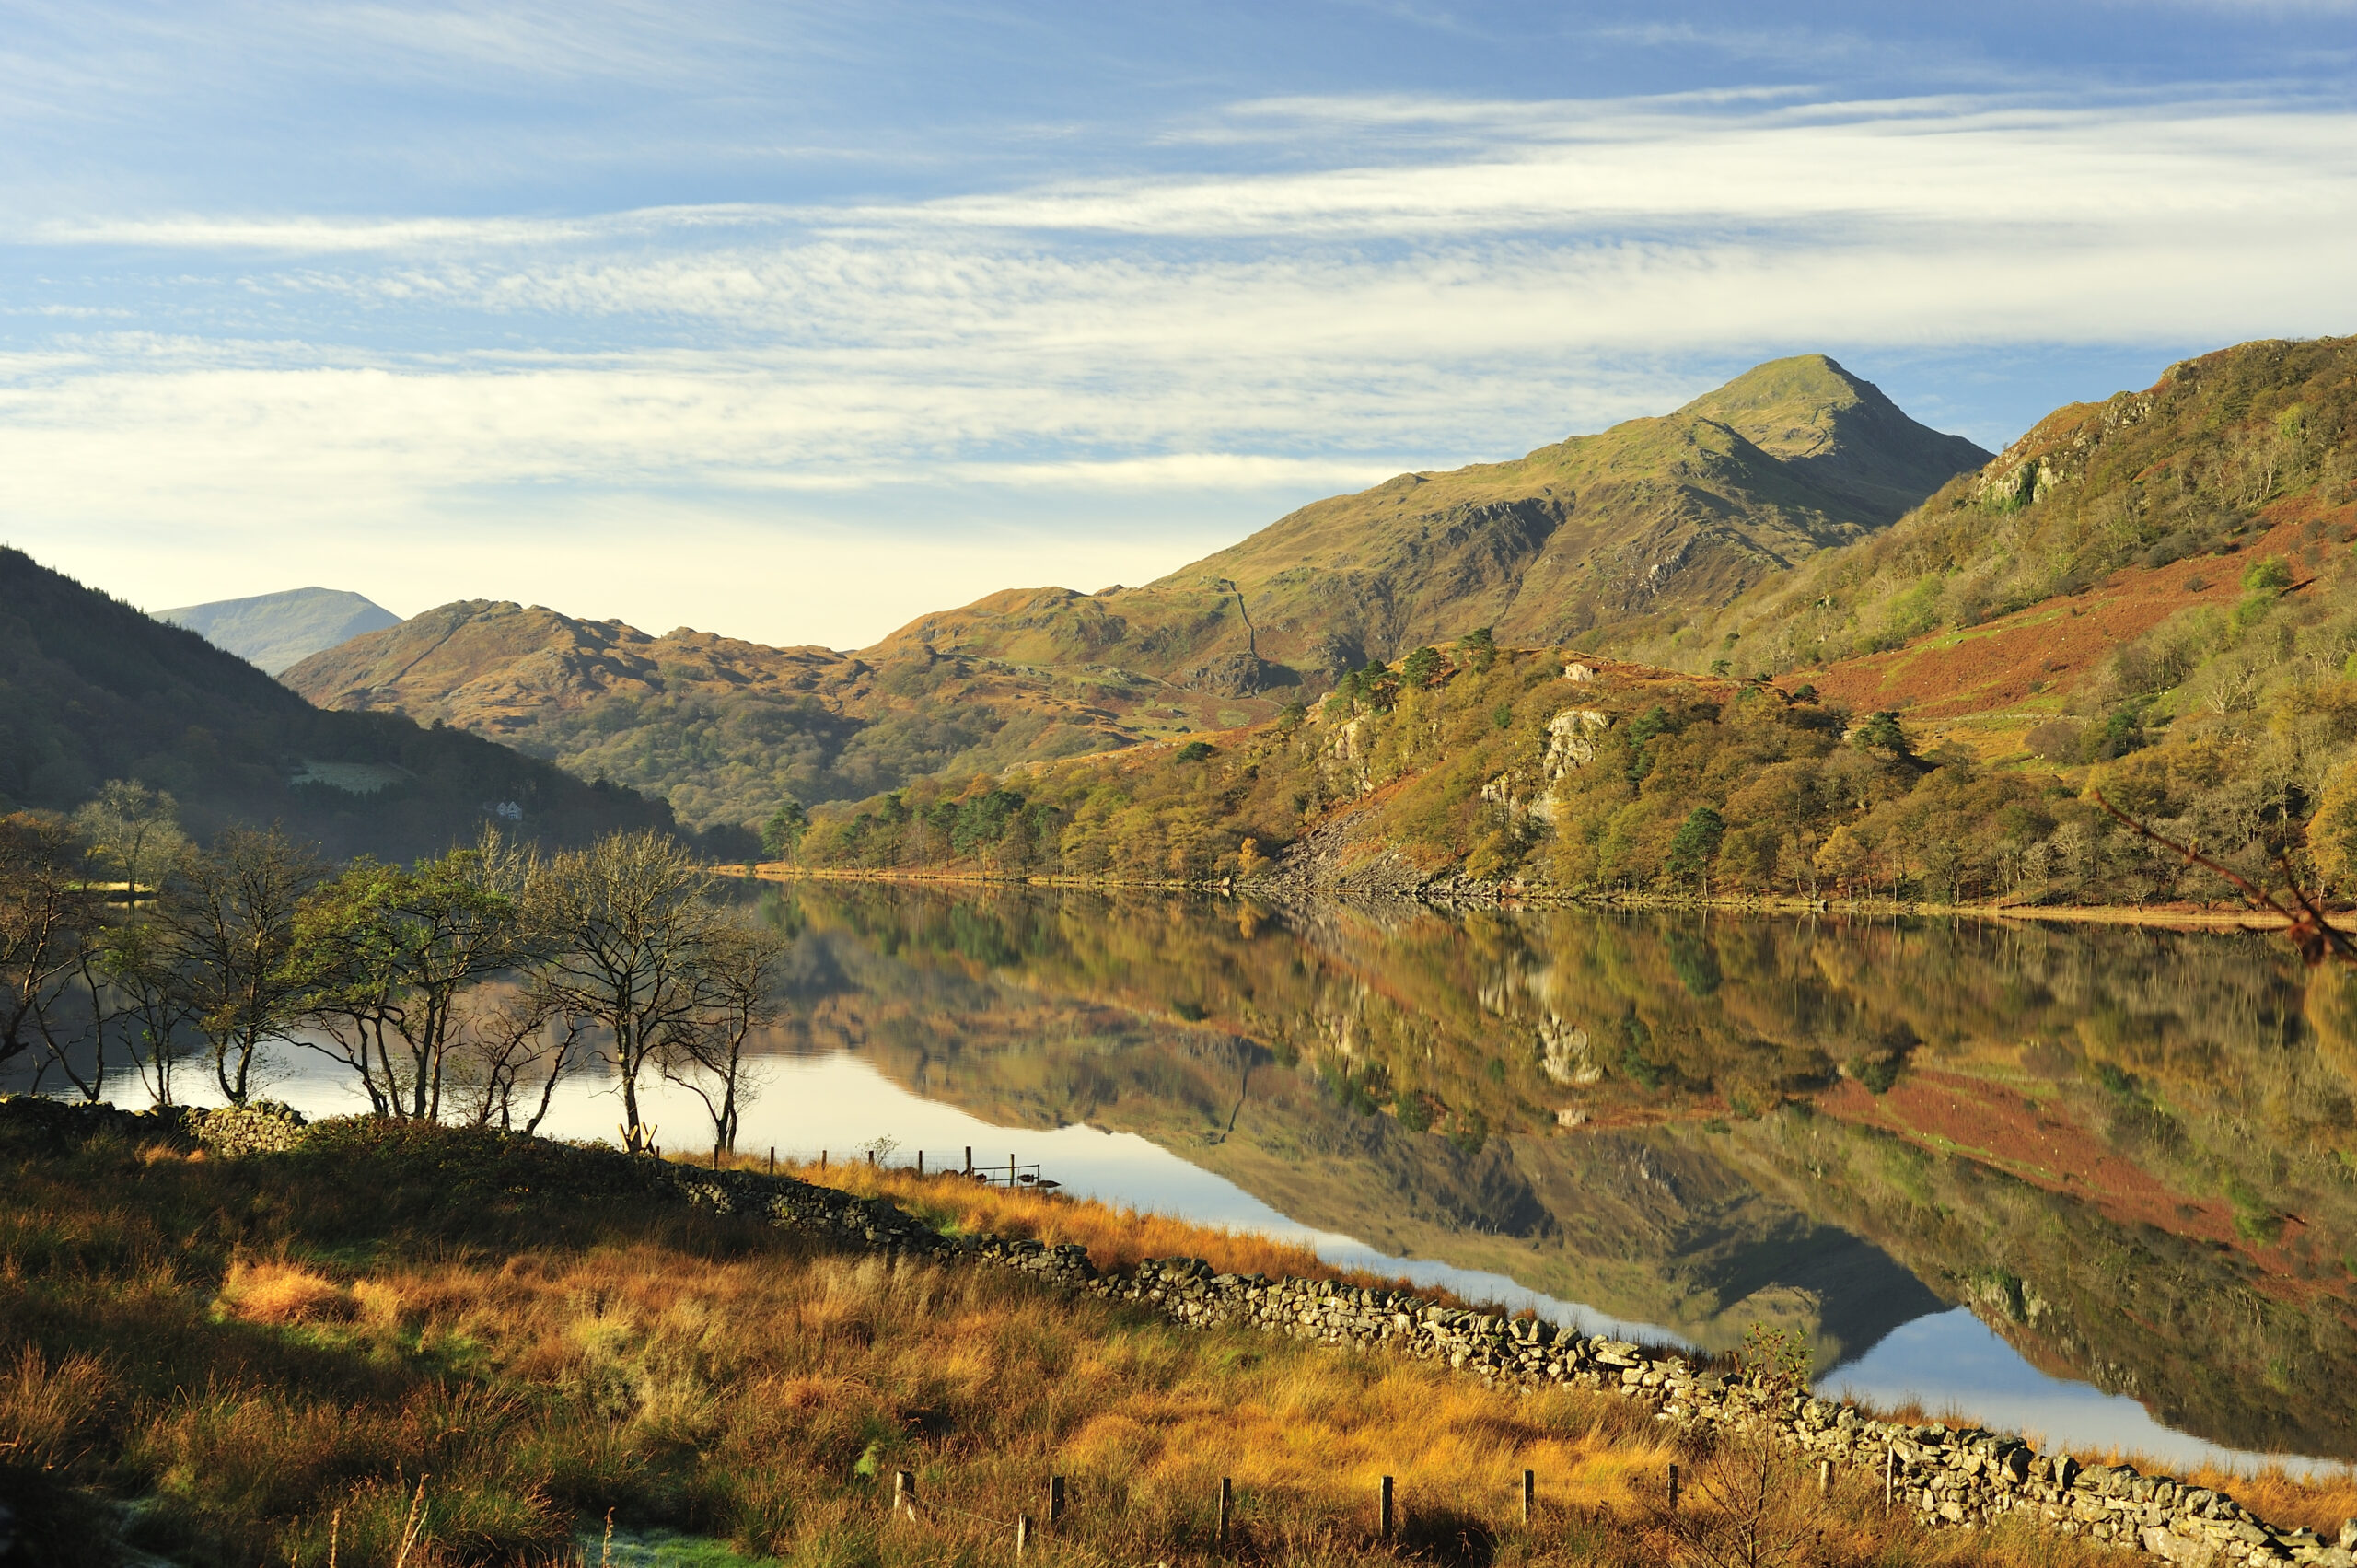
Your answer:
[0,1117,2336,1566]
[216,1259,358,1326]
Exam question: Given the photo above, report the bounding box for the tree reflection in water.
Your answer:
[749,883,2357,1462]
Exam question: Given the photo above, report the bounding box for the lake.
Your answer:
[173,883,2357,1475]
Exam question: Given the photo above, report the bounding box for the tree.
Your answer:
[761,801,808,860]
[530,830,726,1153]
[1667,807,1726,892]
[1851,710,1912,759]
[659,918,787,1157]
[293,834,531,1121]
[151,826,325,1105]
[71,780,184,900]
[90,913,201,1106]
[1457,626,1496,673]
[1400,645,1444,687]
[0,813,100,1079]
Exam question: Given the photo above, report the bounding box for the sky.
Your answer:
[3,2,2354,650]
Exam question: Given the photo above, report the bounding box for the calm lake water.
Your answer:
[156,886,2357,1475]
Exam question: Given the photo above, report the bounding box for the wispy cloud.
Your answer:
[5,80,2353,645]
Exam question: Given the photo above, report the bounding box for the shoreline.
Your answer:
[720,865,2295,933]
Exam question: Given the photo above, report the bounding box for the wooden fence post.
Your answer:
[1818,1458,1832,1497]
[1884,1447,1896,1512]
[892,1470,915,1521]
[917,1151,924,1177]
[1667,1463,1680,1513]
[1049,1475,1066,1527]
[1016,1514,1032,1556]
[1217,1476,1232,1549]
[1378,1475,1394,1540]
[964,1144,973,1175]
[1521,1468,1535,1525]
[768,1146,775,1176]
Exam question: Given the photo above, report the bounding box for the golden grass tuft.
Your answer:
[218,1260,357,1326]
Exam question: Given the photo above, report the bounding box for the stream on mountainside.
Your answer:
[113,886,2357,1476]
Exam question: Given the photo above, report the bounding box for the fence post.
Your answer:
[1884,1447,1896,1512]
[1009,1154,1016,1188]
[868,1148,877,1167]
[1667,1463,1680,1513]
[1522,1468,1535,1525]
[917,1151,924,1177]
[1049,1475,1066,1527]
[1016,1514,1032,1556]
[893,1470,915,1521]
[1818,1458,1832,1497]
[965,1144,973,1175]
[1378,1475,1394,1540]
[1217,1476,1232,1549]
[768,1146,775,1176]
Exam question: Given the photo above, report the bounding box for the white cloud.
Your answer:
[5,85,2354,646]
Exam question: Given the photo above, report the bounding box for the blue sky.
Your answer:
[4,2,2354,649]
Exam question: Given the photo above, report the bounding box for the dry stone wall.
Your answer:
[677,1167,2357,1568]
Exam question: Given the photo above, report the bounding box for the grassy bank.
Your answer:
[0,1109,2334,1567]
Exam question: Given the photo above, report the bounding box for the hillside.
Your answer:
[0,550,670,858]
[793,334,2357,910]
[156,586,401,675]
[865,355,1988,691]
[281,600,1264,833]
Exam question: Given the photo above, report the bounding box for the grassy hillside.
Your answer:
[866,355,1987,689]
[284,600,1277,836]
[1632,336,2357,742]
[157,587,401,675]
[0,551,670,860]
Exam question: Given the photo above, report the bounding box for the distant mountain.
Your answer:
[280,600,1209,832]
[157,587,401,675]
[868,354,1990,690]
[0,551,672,859]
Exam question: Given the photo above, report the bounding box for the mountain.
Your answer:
[795,336,2357,911]
[280,600,1239,832]
[285,354,1983,832]
[865,354,1988,691]
[157,587,401,675]
[0,550,671,858]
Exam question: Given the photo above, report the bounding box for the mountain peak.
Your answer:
[156,586,401,675]
[1671,354,1988,523]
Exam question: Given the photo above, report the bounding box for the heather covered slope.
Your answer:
[157,586,400,674]
[0,551,668,858]
[866,355,1987,689]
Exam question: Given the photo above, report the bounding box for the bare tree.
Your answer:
[659,918,787,1157]
[92,912,201,1106]
[529,830,726,1153]
[445,982,585,1134]
[0,813,100,1082]
[151,826,325,1105]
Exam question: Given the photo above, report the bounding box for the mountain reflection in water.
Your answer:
[743,882,2357,1468]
